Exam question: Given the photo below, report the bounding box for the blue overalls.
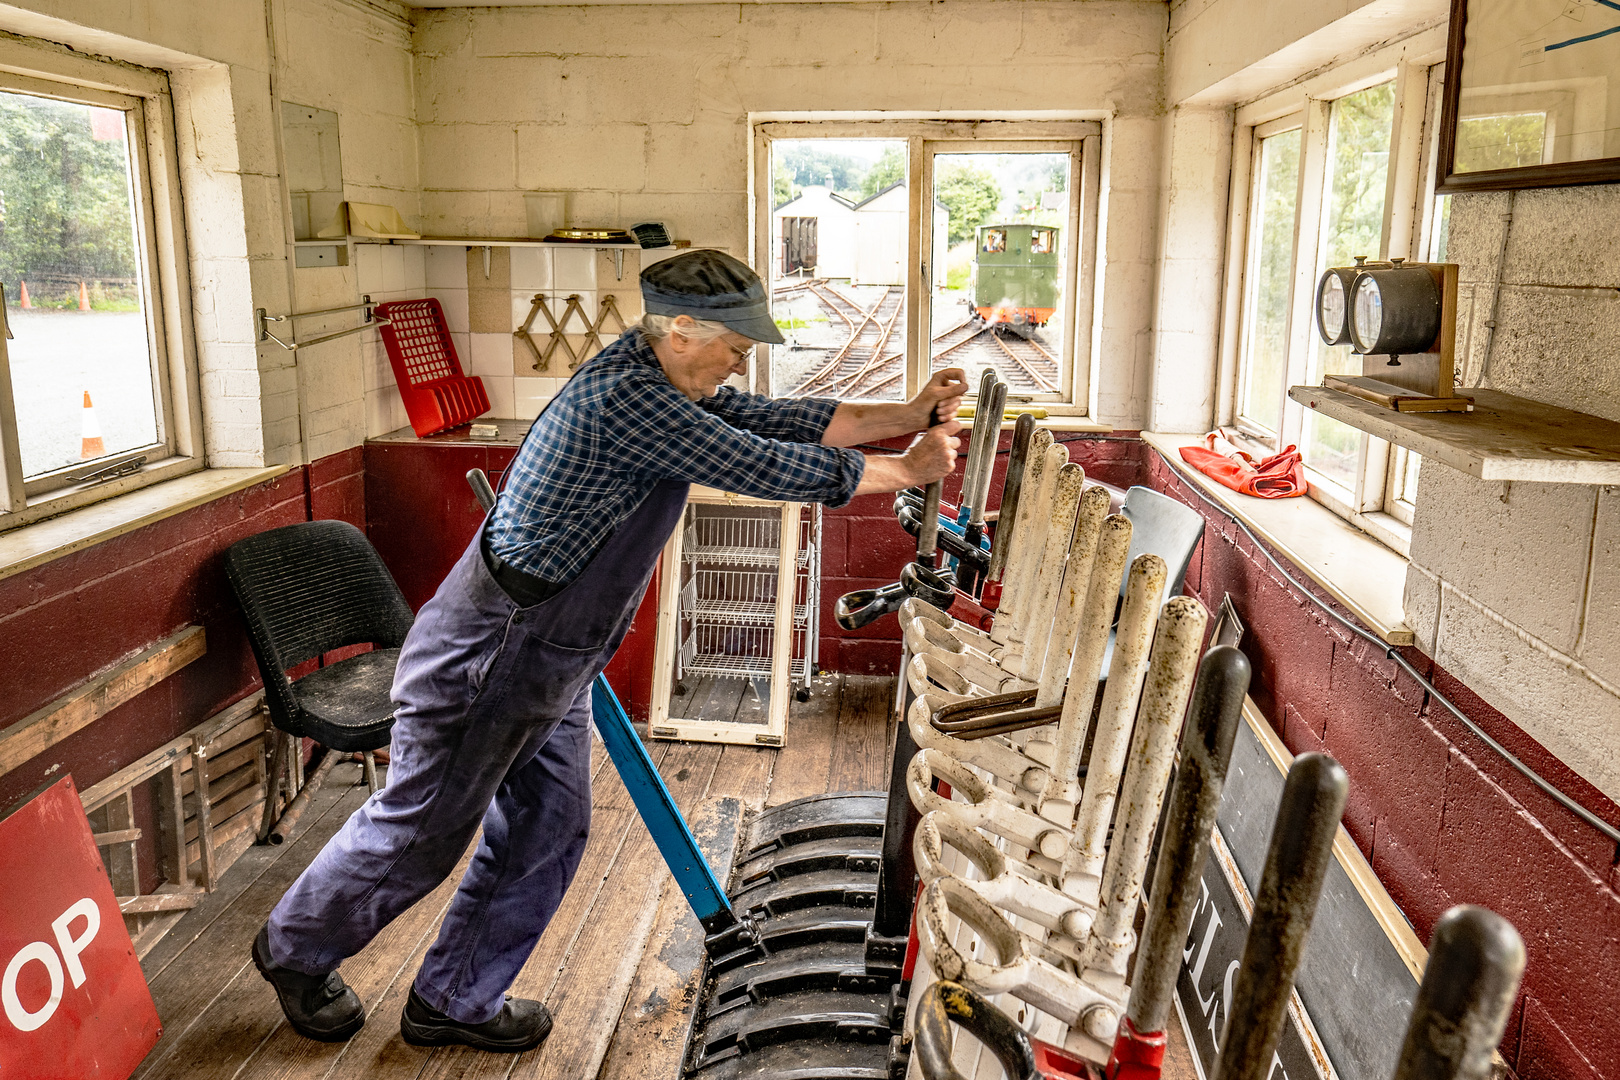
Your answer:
[265,479,689,1025]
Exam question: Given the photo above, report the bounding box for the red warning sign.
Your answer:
[0,776,161,1079]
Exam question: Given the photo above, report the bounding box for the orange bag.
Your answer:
[1178,430,1308,499]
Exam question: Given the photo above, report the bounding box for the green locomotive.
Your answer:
[971,223,1059,330]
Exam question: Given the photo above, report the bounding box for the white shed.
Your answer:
[850,183,950,288]
[772,185,857,280]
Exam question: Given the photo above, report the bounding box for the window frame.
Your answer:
[751,118,1102,415]
[0,47,202,534]
[1218,29,1449,555]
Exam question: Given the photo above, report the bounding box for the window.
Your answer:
[1225,51,1449,552]
[0,59,196,531]
[754,121,1101,414]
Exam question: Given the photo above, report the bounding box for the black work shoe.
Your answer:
[251,925,366,1042]
[400,985,553,1052]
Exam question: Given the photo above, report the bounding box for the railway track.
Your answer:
[775,284,1059,399]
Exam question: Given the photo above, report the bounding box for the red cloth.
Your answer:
[1178,430,1308,498]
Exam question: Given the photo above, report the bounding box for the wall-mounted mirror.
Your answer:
[1439,0,1620,191]
[281,102,344,241]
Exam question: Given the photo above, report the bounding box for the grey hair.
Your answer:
[639,312,732,344]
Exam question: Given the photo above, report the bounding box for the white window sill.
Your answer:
[0,466,289,583]
[1141,431,1414,646]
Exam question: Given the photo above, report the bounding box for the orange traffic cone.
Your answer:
[78,281,90,311]
[18,281,31,309]
[80,391,105,459]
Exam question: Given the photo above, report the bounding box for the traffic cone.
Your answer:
[18,281,31,309]
[80,391,105,459]
[78,281,90,311]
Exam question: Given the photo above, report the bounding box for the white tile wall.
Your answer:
[366,385,408,435]
[402,245,427,290]
[511,247,553,291]
[512,293,540,335]
[430,288,470,333]
[515,376,561,420]
[468,332,515,376]
[354,243,384,295]
[380,245,407,292]
[481,374,516,419]
[426,244,468,289]
[553,247,597,290]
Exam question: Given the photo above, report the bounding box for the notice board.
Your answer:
[1175,702,1426,1080]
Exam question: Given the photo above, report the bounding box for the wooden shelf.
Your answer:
[1287,384,1620,484]
[363,235,653,249]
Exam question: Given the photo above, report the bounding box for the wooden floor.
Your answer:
[133,672,895,1080]
[131,670,1197,1080]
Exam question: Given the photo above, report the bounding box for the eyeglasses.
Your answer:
[722,340,755,364]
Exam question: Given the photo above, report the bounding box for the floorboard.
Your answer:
[595,797,742,1080]
[130,677,908,1080]
[133,772,375,1080]
[761,671,845,806]
[827,674,893,792]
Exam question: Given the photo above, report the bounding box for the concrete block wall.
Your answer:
[1403,186,1620,804]
[411,0,1169,429]
[276,0,422,461]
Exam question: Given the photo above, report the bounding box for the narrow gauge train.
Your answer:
[970,222,1059,333]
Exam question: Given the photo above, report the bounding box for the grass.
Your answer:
[774,315,828,330]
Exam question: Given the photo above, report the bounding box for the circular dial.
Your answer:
[1351,274,1384,353]
[1319,274,1347,342]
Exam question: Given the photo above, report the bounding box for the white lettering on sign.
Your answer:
[51,898,100,989]
[3,942,64,1033]
[2,897,101,1033]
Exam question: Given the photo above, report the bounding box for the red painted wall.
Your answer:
[0,447,366,887]
[817,429,1146,675]
[1136,445,1620,1080]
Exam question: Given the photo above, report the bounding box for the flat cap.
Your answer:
[639,249,786,345]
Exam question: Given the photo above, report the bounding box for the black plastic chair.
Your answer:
[225,520,414,819]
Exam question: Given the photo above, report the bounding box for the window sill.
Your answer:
[1141,431,1414,646]
[0,465,289,583]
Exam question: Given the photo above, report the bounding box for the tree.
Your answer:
[859,147,905,200]
[0,93,138,291]
[934,164,1001,245]
[773,163,798,209]
[775,144,866,198]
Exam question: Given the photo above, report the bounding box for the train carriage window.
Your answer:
[755,122,1099,413]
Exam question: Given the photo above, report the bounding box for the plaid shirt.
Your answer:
[488,329,864,584]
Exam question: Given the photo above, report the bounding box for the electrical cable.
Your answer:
[1140,443,1620,847]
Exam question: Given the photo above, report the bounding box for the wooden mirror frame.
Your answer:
[1438,0,1620,193]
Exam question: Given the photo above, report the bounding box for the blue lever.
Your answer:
[589,675,738,934]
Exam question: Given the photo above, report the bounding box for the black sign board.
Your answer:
[1175,828,1332,1080]
[1174,707,1424,1080]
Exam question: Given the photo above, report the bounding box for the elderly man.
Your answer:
[252,249,966,1051]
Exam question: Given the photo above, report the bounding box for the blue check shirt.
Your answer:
[488,329,865,584]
